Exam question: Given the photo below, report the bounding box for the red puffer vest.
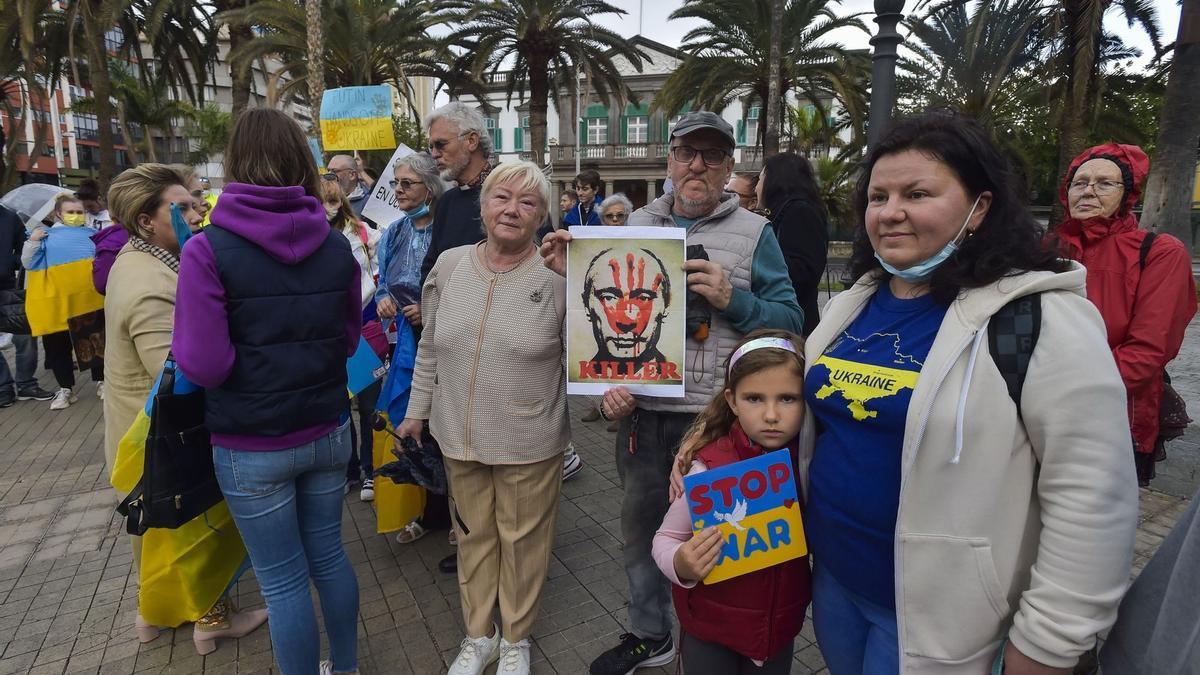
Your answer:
[671,422,812,661]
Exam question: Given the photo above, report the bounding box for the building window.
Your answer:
[73,113,98,141]
[627,116,648,144]
[587,117,607,145]
[746,106,761,147]
[104,28,123,53]
[485,116,501,152]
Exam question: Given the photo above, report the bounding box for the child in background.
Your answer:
[653,329,812,674]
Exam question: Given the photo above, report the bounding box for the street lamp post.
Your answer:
[867,0,905,150]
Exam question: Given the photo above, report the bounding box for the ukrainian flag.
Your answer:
[25,225,104,336]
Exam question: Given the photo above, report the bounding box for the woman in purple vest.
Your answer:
[173,108,363,675]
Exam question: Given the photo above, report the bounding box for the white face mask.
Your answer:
[874,194,982,282]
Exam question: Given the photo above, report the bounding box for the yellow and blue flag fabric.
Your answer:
[25,225,104,336]
[110,363,250,627]
[320,86,395,151]
[683,449,807,584]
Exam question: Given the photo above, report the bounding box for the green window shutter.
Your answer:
[580,119,586,144]
[661,114,669,142]
[736,120,746,145]
[620,115,628,144]
[515,128,524,151]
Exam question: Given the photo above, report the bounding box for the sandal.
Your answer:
[395,521,427,544]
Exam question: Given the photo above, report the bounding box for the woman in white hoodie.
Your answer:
[799,114,1138,674]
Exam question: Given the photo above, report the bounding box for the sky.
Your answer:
[601,0,1181,71]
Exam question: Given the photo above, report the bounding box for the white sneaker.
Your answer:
[96,382,104,400]
[0,333,12,349]
[49,388,75,411]
[563,445,583,481]
[359,478,374,502]
[497,637,531,674]
[318,660,358,675]
[448,626,501,675]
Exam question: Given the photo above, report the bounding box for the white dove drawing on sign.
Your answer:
[712,499,748,531]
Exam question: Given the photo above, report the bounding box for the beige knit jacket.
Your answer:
[405,243,570,464]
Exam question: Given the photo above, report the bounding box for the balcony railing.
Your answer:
[552,144,670,163]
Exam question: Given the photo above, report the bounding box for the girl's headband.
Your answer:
[728,337,799,375]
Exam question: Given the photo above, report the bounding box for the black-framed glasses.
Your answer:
[1067,179,1123,196]
[389,179,425,191]
[670,145,729,166]
[428,131,472,153]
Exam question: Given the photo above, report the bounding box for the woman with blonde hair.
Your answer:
[397,161,568,675]
[173,107,362,675]
[104,163,268,654]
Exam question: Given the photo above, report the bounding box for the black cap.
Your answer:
[671,111,736,149]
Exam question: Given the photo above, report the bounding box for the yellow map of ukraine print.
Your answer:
[812,355,921,421]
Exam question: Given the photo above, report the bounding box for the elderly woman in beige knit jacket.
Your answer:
[397,161,568,675]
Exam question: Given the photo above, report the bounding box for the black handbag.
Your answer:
[116,357,223,535]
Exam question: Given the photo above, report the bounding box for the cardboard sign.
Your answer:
[346,336,386,395]
[359,143,416,228]
[683,449,807,584]
[566,226,686,397]
[320,86,395,151]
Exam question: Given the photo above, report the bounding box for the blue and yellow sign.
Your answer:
[684,449,807,584]
[320,86,395,151]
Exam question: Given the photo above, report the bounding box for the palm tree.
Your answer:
[764,0,784,157]
[447,0,646,167]
[657,0,869,150]
[815,153,856,239]
[785,102,844,156]
[185,103,233,165]
[73,64,197,163]
[1,0,67,190]
[211,0,253,117]
[220,0,467,122]
[305,0,324,130]
[113,0,218,106]
[900,0,1049,130]
[1140,2,1199,250]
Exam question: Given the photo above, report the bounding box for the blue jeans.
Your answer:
[213,421,359,675]
[812,564,899,675]
[0,334,37,394]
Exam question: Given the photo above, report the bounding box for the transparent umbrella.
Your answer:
[0,183,72,232]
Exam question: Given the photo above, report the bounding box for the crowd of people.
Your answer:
[0,101,1197,675]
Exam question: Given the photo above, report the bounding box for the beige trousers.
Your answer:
[444,454,562,642]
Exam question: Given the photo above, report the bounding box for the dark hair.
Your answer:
[849,113,1066,303]
[676,328,805,468]
[733,171,760,190]
[224,108,323,200]
[761,153,822,215]
[561,188,578,202]
[574,169,601,190]
[76,179,101,202]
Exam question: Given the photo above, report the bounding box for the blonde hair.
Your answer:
[480,161,551,226]
[320,180,360,235]
[676,329,806,468]
[107,164,191,237]
[53,192,83,218]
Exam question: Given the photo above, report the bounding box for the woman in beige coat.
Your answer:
[104,164,266,654]
[397,161,569,675]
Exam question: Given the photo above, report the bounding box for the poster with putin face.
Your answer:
[567,226,686,397]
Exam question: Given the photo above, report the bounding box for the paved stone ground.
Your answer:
[0,308,1196,674]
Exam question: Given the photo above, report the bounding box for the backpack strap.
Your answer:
[1139,230,1157,272]
[988,293,1042,409]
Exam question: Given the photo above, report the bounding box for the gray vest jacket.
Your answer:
[628,192,767,413]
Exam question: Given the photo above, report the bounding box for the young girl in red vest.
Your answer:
[653,329,812,674]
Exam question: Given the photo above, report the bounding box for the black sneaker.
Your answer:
[0,393,14,409]
[16,385,54,401]
[589,633,675,674]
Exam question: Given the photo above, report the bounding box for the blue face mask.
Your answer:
[874,194,982,282]
[170,203,192,249]
[403,201,430,220]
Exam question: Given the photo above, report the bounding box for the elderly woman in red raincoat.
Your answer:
[1056,143,1197,486]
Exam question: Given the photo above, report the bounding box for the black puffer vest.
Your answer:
[203,225,354,436]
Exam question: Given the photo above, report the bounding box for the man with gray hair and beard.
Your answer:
[418,101,494,283]
[541,111,804,675]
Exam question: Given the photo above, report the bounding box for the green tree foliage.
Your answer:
[447,0,646,166]
[657,0,869,148]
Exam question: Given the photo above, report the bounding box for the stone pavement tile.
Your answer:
[62,647,105,674]
[26,660,67,675]
[0,650,38,675]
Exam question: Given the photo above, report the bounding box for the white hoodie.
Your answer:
[798,262,1139,672]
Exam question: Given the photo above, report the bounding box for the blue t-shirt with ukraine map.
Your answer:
[804,282,947,610]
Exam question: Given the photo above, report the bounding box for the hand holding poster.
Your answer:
[567,226,687,397]
[320,86,395,151]
[359,144,415,227]
[683,449,807,584]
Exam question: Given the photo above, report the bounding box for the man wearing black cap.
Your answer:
[540,110,805,674]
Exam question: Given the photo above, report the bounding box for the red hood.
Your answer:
[1056,143,1150,256]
